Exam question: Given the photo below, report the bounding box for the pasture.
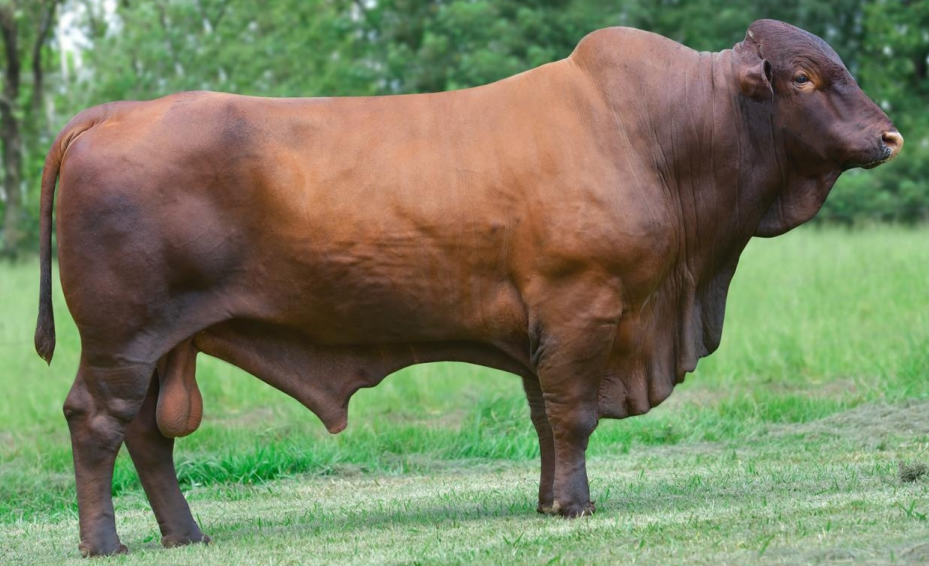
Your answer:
[1,226,927,565]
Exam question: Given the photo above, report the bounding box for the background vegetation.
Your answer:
[0,0,927,256]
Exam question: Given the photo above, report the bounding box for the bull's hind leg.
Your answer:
[63,362,153,556]
[124,373,210,548]
[522,376,555,513]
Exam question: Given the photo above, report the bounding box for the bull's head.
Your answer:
[734,19,903,236]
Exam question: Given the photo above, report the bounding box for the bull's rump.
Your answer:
[54,86,576,348]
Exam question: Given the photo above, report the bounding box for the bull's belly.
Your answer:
[182,238,535,432]
[193,318,533,433]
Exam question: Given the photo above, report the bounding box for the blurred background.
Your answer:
[0,0,926,258]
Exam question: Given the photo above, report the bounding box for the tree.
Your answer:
[352,0,611,94]
[0,0,60,258]
[74,0,376,105]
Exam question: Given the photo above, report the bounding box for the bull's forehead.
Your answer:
[747,19,847,75]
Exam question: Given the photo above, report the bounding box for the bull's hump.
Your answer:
[571,26,699,72]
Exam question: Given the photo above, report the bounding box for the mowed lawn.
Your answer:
[1,227,928,565]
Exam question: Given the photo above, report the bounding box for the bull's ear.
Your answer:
[739,59,773,102]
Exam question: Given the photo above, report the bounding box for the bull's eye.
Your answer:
[794,74,810,85]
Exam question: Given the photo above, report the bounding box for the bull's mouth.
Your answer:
[845,145,896,170]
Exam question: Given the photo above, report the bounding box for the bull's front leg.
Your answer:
[527,278,621,518]
[538,364,603,517]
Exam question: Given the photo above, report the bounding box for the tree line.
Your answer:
[1,0,926,257]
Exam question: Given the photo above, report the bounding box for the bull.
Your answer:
[34,20,901,556]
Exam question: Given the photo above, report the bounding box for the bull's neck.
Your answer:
[653,49,783,270]
[571,38,787,277]
[566,30,798,356]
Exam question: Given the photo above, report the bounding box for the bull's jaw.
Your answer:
[754,169,841,238]
[756,126,903,237]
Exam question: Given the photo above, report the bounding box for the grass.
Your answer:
[1,226,928,564]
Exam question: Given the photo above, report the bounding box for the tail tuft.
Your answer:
[34,298,55,365]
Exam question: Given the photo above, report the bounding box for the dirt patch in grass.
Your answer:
[771,399,929,444]
[636,399,929,465]
[898,461,929,483]
[660,376,863,411]
[798,547,868,563]
[901,542,929,564]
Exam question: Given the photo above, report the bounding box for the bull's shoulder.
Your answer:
[513,181,682,309]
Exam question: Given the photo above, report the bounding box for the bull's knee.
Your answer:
[64,371,150,450]
[546,401,598,442]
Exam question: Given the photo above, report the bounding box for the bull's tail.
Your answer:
[34,134,63,364]
[35,107,105,364]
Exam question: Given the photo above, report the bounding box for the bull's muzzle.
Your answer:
[881,130,904,160]
[859,130,904,169]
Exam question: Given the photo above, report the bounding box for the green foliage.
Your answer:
[0,0,62,256]
[75,0,379,102]
[357,0,601,92]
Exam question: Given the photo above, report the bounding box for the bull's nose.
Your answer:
[882,130,904,159]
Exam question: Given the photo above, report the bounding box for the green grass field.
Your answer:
[1,227,928,565]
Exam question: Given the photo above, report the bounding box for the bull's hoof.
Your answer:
[537,503,555,514]
[551,499,596,518]
[162,532,211,548]
[78,541,128,558]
